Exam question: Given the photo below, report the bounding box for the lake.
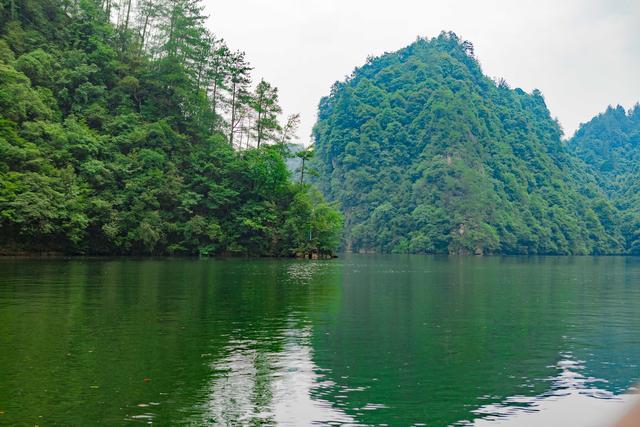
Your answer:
[1,255,639,425]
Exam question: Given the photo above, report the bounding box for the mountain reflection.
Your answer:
[306,255,640,425]
[1,256,640,425]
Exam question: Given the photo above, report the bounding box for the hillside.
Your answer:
[313,32,622,255]
[0,0,341,256]
[569,105,640,253]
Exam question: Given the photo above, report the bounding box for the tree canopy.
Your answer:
[568,104,640,253]
[0,0,341,256]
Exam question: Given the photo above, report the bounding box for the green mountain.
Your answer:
[313,32,622,255]
[568,104,640,253]
[0,0,341,256]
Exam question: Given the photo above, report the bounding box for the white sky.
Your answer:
[205,0,640,143]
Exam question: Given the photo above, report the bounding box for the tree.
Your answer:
[296,145,315,185]
[252,79,281,148]
[206,38,231,120]
[279,113,301,146]
[135,0,163,56]
[227,50,251,147]
[160,0,208,67]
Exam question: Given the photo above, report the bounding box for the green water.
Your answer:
[1,255,639,425]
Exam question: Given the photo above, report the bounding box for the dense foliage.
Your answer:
[569,105,640,253]
[313,32,622,255]
[0,0,341,256]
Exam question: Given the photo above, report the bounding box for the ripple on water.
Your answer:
[459,352,639,426]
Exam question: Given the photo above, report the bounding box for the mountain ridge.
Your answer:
[313,32,625,255]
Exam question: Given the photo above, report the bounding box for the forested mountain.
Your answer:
[0,0,341,256]
[313,32,623,255]
[569,105,640,253]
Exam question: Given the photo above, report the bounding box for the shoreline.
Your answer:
[0,252,633,259]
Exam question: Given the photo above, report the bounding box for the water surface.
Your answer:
[1,255,639,425]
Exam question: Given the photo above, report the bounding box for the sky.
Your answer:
[204,0,640,144]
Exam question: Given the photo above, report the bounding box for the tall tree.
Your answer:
[297,146,315,185]
[161,0,207,67]
[252,79,281,148]
[206,39,230,120]
[134,0,162,55]
[227,50,251,147]
[279,113,301,146]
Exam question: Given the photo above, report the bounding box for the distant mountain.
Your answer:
[312,32,623,255]
[569,105,640,253]
[285,143,304,180]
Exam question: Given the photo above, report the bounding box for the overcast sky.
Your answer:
[204,0,640,144]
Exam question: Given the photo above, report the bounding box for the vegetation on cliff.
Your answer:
[569,104,640,253]
[0,0,341,256]
[313,33,622,255]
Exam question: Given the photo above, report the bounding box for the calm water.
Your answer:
[1,255,640,425]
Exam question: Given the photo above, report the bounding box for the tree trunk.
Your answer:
[229,82,237,146]
[211,76,218,115]
[256,109,262,148]
[168,8,176,57]
[139,11,150,56]
[124,0,132,31]
[256,92,264,148]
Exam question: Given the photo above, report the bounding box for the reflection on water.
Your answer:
[307,255,640,425]
[1,255,640,425]
[468,353,639,426]
[204,322,353,425]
